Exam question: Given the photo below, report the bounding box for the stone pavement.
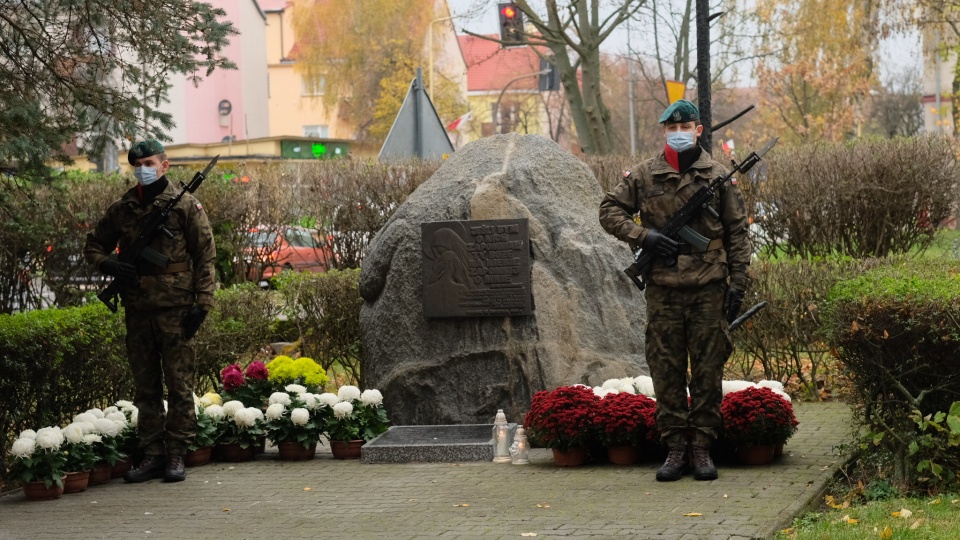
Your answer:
[0,402,851,540]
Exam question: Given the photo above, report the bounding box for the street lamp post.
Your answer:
[428,16,454,98]
[494,70,549,133]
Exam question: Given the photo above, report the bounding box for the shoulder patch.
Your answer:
[623,170,631,178]
[730,178,738,185]
[195,202,204,211]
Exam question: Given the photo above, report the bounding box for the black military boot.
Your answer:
[164,455,186,482]
[124,455,166,483]
[691,445,718,481]
[655,446,688,482]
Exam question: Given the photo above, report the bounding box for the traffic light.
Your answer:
[498,2,524,46]
[538,58,560,92]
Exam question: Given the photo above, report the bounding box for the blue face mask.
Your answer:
[665,131,696,152]
[134,166,158,186]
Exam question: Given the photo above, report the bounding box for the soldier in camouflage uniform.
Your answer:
[84,140,217,484]
[598,100,752,481]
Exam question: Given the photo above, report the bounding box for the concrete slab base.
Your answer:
[361,423,517,463]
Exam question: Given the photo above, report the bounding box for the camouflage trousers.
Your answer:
[644,281,733,448]
[124,305,196,457]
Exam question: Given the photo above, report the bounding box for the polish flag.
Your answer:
[446,111,472,132]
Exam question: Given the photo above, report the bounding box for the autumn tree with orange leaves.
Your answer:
[292,0,467,145]
[754,0,882,143]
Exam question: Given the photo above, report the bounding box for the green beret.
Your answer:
[127,140,165,166]
[659,99,700,124]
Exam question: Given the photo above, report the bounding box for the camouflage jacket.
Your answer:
[598,148,751,290]
[84,179,217,310]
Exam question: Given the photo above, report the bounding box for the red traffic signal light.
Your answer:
[497,2,524,47]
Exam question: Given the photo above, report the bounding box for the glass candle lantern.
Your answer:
[509,425,530,465]
[492,409,512,463]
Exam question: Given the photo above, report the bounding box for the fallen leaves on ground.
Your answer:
[891,508,913,519]
[521,533,538,537]
[453,503,470,507]
[878,525,892,538]
[303,487,313,491]
[536,504,550,508]
[682,513,702,517]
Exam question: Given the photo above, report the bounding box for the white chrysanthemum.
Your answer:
[291,408,310,426]
[73,412,98,424]
[722,380,758,396]
[199,395,213,407]
[617,382,637,394]
[83,433,102,444]
[85,408,105,419]
[94,418,121,438]
[269,392,292,406]
[251,408,264,422]
[317,393,340,408]
[593,387,619,398]
[78,421,97,434]
[360,389,383,407]
[634,376,656,397]
[35,427,65,450]
[18,429,37,440]
[194,403,200,417]
[757,380,785,392]
[337,385,361,402]
[266,403,286,420]
[11,438,36,458]
[601,378,621,390]
[163,400,168,412]
[301,393,319,410]
[193,393,202,406]
[105,412,127,424]
[233,407,257,428]
[284,384,307,395]
[333,401,353,419]
[103,406,119,415]
[204,404,225,421]
[62,423,86,444]
[130,410,139,427]
[222,400,245,417]
[115,399,134,410]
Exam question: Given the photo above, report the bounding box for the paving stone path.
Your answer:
[0,401,852,540]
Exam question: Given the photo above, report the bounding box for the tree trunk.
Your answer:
[695,0,712,152]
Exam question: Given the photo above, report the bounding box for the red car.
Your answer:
[242,226,333,285]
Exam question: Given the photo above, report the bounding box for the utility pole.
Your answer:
[627,18,636,155]
[695,0,712,152]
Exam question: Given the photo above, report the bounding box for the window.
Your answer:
[303,125,328,138]
[301,77,326,96]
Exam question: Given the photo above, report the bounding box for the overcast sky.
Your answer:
[447,0,922,86]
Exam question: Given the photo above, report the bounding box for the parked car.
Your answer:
[241,226,333,286]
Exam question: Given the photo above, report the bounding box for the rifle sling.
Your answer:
[138,261,191,275]
[676,238,723,254]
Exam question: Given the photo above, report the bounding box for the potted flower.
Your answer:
[111,400,139,477]
[721,386,799,465]
[8,427,68,501]
[60,423,100,493]
[186,402,223,466]
[524,385,599,466]
[215,401,265,462]
[220,361,273,409]
[263,390,330,460]
[322,386,389,459]
[592,392,657,465]
[88,415,127,484]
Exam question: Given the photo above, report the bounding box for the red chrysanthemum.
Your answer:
[220,363,245,392]
[721,387,798,447]
[244,361,269,381]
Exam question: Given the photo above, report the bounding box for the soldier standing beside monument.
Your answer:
[84,140,217,484]
[598,100,752,481]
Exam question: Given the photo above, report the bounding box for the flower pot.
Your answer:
[88,462,113,485]
[277,441,318,461]
[551,447,588,467]
[217,442,256,462]
[774,443,784,459]
[606,445,640,466]
[22,480,64,501]
[63,471,90,493]
[111,456,133,478]
[330,439,364,460]
[254,436,266,454]
[185,446,213,467]
[736,444,775,466]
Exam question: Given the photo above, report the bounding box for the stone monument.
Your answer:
[359,134,647,425]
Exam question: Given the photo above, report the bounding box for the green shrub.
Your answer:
[274,268,362,386]
[821,259,960,488]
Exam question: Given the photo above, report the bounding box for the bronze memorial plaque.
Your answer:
[422,219,532,318]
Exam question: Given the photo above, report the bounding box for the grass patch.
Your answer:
[778,495,960,539]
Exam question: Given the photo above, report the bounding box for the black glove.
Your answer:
[181,305,209,340]
[724,287,746,324]
[100,259,139,285]
[641,229,679,258]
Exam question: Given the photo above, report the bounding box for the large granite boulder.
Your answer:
[359,134,647,425]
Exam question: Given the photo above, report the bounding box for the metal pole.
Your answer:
[695,0,712,152]
[494,70,549,133]
[934,29,942,133]
[416,68,423,157]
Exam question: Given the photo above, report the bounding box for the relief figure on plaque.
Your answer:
[424,227,476,312]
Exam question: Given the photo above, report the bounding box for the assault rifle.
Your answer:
[97,155,219,313]
[624,138,777,291]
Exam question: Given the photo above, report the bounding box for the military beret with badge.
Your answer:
[659,99,700,124]
[127,139,166,166]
